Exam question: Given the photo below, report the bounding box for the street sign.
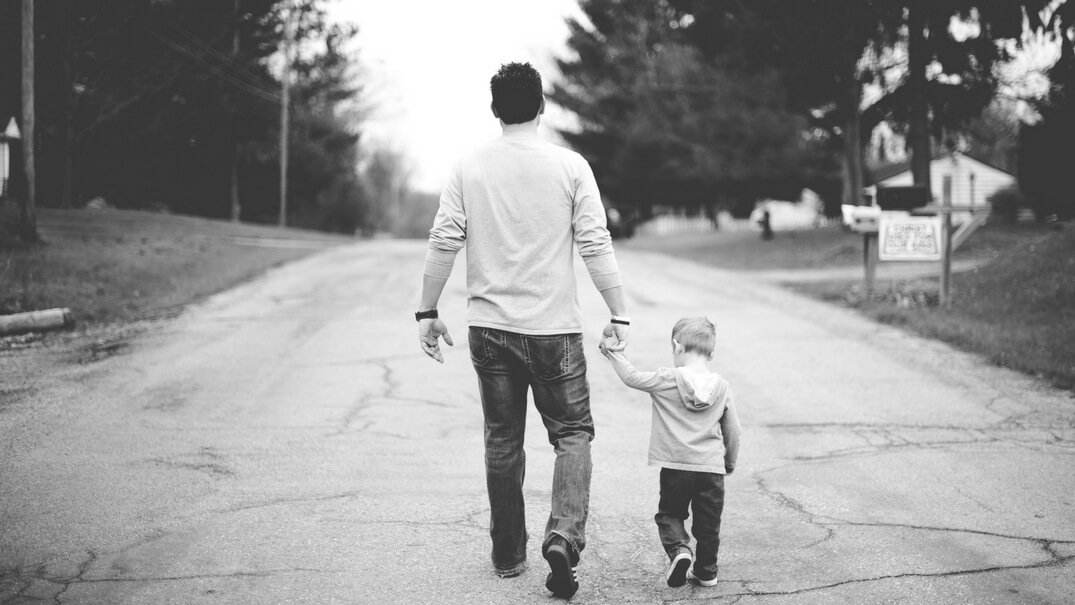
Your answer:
[879,213,942,261]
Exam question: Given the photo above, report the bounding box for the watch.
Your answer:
[415,309,438,321]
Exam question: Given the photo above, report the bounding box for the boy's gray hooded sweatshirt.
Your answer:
[607,353,741,474]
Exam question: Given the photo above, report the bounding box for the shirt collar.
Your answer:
[500,122,540,138]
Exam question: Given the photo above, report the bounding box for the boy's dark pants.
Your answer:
[655,468,725,579]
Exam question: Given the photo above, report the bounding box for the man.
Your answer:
[415,62,628,599]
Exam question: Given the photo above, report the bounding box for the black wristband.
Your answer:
[610,317,630,326]
[415,309,438,321]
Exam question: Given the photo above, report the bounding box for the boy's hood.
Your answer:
[673,367,728,410]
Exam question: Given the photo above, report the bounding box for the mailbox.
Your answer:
[876,185,930,211]
[842,204,881,233]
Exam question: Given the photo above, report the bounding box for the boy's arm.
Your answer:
[604,350,665,392]
[720,387,743,474]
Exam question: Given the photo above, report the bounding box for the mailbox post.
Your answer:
[843,204,881,295]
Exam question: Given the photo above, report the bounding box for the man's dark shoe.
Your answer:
[543,536,579,598]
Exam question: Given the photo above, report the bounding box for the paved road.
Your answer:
[2,240,1073,604]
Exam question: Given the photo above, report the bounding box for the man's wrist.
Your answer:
[415,309,438,321]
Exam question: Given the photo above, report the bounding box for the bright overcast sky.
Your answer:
[326,0,585,191]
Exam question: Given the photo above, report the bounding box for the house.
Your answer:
[865,150,1016,212]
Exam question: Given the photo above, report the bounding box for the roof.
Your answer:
[864,150,1013,186]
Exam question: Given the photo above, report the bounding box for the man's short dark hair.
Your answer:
[490,62,543,124]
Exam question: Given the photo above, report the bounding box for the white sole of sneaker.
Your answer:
[666,552,692,587]
[687,568,719,587]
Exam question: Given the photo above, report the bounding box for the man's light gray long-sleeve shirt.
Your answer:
[424,127,622,335]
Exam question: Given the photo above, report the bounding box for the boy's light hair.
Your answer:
[671,316,716,358]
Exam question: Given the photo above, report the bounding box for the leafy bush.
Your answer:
[987,185,1025,223]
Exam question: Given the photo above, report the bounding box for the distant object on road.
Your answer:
[85,196,110,210]
[748,189,825,232]
[604,204,639,239]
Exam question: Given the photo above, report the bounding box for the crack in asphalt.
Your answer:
[741,462,1075,601]
[1,550,337,604]
[219,490,365,513]
[328,356,465,439]
[734,555,1074,599]
[0,550,98,605]
[762,421,1075,465]
[658,553,1075,603]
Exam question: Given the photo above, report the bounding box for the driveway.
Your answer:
[2,240,1072,604]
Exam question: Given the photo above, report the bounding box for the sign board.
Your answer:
[879,213,942,261]
[842,204,881,233]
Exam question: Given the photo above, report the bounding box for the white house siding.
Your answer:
[878,152,1015,210]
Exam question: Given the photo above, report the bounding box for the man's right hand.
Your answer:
[419,318,454,363]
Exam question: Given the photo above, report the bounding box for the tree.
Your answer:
[0,0,372,233]
[673,0,1062,203]
[362,146,413,234]
[1019,2,1075,220]
[552,0,821,217]
[670,0,889,207]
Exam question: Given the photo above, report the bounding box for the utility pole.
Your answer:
[20,0,38,242]
[230,0,242,222]
[278,2,292,228]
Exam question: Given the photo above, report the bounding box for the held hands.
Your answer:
[418,318,454,363]
[598,321,629,357]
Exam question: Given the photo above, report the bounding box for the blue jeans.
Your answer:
[655,468,725,580]
[469,326,594,571]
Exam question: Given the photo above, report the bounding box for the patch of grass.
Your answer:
[623,221,1054,271]
[630,220,1073,390]
[789,226,1075,390]
[1,208,351,326]
[624,225,863,270]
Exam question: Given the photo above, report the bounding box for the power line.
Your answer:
[159,20,276,94]
[147,28,282,104]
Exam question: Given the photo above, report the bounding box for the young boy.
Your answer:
[600,317,741,588]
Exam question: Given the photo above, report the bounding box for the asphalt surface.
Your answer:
[1,240,1073,605]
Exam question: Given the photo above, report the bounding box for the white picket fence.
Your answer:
[634,213,840,237]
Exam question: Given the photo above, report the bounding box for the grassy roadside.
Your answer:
[1,207,352,331]
[624,221,1075,391]
[622,222,1043,270]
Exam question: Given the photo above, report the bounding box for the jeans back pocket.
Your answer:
[523,334,573,382]
[469,327,499,367]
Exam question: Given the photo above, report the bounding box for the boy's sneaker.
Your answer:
[666,551,692,587]
[687,568,719,587]
[543,536,579,599]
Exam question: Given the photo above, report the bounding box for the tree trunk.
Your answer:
[61,83,77,210]
[19,0,38,242]
[230,0,241,222]
[841,71,864,206]
[907,0,932,193]
[278,3,292,228]
[59,5,74,209]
